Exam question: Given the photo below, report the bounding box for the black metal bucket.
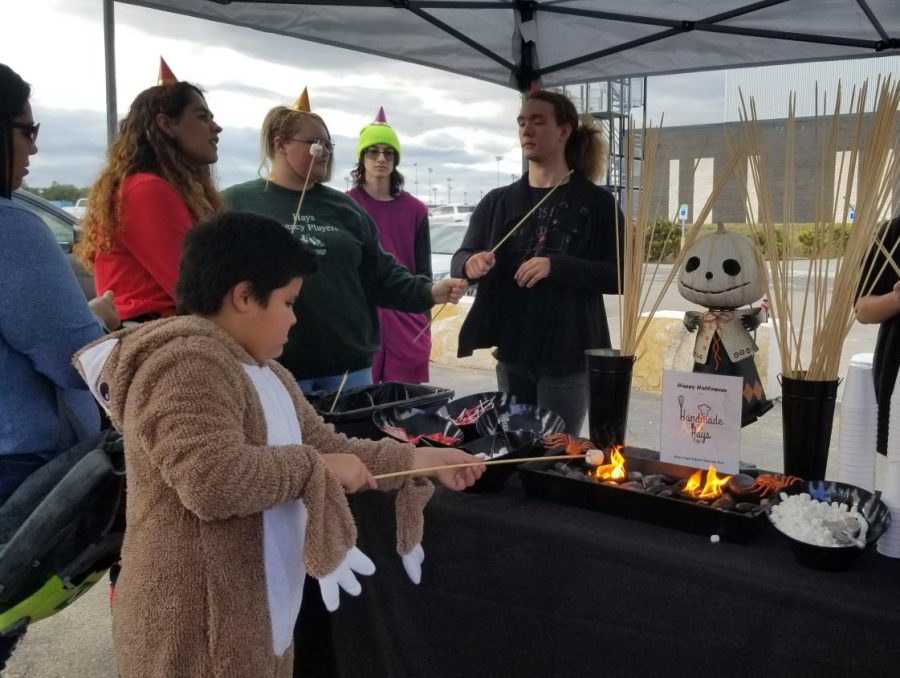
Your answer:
[585,349,635,451]
[779,374,839,480]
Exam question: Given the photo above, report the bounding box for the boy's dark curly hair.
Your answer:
[176,211,318,315]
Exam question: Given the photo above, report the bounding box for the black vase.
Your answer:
[780,375,839,480]
[585,349,635,450]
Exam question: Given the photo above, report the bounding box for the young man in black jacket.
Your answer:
[451,89,624,434]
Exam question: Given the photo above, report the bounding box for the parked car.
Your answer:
[63,197,89,221]
[429,204,475,226]
[12,189,94,300]
[430,222,476,296]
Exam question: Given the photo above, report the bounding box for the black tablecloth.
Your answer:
[297,476,900,678]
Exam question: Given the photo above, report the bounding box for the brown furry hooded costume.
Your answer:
[74,316,433,678]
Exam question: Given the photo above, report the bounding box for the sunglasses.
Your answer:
[287,137,335,153]
[365,147,395,160]
[11,121,40,145]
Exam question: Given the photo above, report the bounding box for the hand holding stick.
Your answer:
[413,170,572,342]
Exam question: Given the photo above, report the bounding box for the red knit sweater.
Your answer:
[93,173,193,321]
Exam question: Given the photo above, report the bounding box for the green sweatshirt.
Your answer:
[223,179,434,380]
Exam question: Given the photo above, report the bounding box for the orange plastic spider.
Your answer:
[748,473,803,498]
[543,433,595,457]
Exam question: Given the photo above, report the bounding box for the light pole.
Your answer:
[447,177,452,204]
[495,155,501,187]
[432,186,438,205]
[413,162,418,198]
[463,190,467,204]
[427,168,432,204]
[344,175,349,190]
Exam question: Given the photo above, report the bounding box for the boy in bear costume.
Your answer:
[74,212,482,678]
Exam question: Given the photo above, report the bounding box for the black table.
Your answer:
[297,475,900,678]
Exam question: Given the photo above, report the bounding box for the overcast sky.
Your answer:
[6,0,884,204]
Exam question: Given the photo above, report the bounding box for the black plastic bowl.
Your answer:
[373,406,464,447]
[436,391,513,442]
[460,430,540,493]
[474,403,566,439]
[766,480,891,571]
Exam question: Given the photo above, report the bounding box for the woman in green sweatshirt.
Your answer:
[223,97,466,392]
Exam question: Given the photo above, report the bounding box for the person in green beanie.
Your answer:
[348,107,433,383]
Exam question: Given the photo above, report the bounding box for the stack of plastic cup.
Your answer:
[836,354,877,491]
[878,366,900,558]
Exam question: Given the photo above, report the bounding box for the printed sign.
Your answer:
[678,204,689,221]
[660,370,742,474]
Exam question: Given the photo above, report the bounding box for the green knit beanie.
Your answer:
[357,107,401,164]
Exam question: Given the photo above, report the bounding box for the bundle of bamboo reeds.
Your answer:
[737,79,900,381]
[616,120,744,357]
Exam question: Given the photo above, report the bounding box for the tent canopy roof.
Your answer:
[120,0,899,90]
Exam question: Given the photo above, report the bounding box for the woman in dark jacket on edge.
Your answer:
[451,89,624,434]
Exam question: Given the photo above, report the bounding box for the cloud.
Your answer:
[14,0,741,202]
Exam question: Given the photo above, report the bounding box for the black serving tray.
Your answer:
[518,449,767,543]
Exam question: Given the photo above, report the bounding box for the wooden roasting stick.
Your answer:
[373,452,587,481]
[328,370,349,414]
[413,170,575,342]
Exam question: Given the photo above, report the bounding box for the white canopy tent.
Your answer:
[102,0,899,138]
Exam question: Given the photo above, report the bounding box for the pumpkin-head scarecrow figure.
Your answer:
[679,223,773,427]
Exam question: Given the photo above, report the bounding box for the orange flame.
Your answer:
[680,464,731,500]
[589,445,626,481]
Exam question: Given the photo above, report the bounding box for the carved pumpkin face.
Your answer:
[678,224,765,308]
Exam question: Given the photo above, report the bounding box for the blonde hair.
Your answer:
[259,106,334,183]
[76,82,222,271]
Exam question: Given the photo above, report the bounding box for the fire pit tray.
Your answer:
[518,449,767,543]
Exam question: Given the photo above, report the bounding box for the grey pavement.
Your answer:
[4,357,886,677]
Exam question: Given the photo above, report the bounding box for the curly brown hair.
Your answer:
[76,82,222,271]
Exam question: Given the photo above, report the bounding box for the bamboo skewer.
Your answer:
[490,170,574,254]
[736,78,900,381]
[413,169,575,342]
[373,453,587,481]
[328,370,349,414]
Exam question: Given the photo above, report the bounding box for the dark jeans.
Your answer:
[0,452,53,505]
[297,367,373,395]
[496,361,589,435]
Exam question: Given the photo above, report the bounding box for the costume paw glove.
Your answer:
[400,543,425,584]
[318,546,375,612]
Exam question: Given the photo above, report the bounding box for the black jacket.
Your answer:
[861,214,900,455]
[451,173,624,374]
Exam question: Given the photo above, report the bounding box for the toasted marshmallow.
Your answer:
[585,449,605,466]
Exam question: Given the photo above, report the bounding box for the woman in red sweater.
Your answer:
[77,81,222,322]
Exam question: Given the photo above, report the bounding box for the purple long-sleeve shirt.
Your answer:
[347,187,432,383]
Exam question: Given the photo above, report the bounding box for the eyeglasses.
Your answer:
[365,147,395,160]
[11,122,40,144]
[286,138,334,153]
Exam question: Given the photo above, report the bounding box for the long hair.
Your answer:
[0,64,31,199]
[76,82,223,271]
[350,156,405,197]
[259,106,334,183]
[524,89,609,183]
